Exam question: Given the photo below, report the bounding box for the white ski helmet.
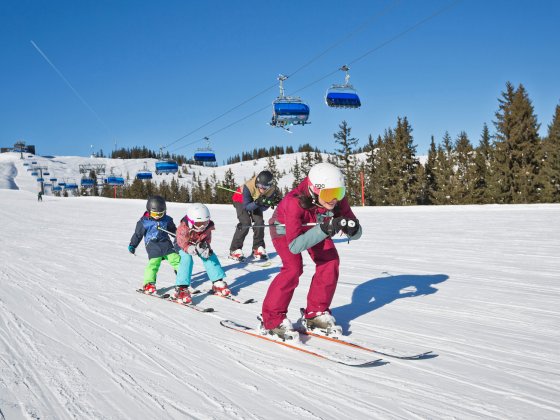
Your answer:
[307,162,346,202]
[186,203,211,232]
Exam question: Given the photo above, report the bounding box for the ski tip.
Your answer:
[411,351,438,360]
[243,299,257,304]
[356,359,388,368]
[202,308,215,312]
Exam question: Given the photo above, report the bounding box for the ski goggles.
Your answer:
[318,186,346,202]
[186,217,209,232]
[256,182,272,190]
[150,210,165,219]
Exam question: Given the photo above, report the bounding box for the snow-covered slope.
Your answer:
[0,151,311,195]
[0,185,559,419]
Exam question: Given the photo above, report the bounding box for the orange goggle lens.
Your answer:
[150,210,165,219]
[318,187,346,202]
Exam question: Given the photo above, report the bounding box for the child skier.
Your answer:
[174,203,230,303]
[128,195,181,294]
[260,162,362,340]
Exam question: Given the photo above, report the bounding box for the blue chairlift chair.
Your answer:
[325,65,361,109]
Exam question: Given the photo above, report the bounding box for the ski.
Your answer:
[220,320,385,368]
[297,329,436,360]
[205,290,257,304]
[226,255,273,268]
[135,289,214,312]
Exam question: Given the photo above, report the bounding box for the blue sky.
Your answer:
[1,0,559,162]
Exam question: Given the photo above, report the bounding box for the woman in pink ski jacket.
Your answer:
[260,163,362,340]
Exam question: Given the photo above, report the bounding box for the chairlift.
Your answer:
[23,162,29,166]
[52,186,62,192]
[31,161,37,164]
[31,171,38,176]
[155,147,179,175]
[36,177,44,182]
[58,182,67,187]
[65,182,79,190]
[49,177,57,182]
[270,75,310,130]
[136,162,153,180]
[193,137,217,163]
[105,176,125,186]
[105,167,125,185]
[80,177,95,188]
[44,171,50,176]
[155,160,178,175]
[325,65,361,109]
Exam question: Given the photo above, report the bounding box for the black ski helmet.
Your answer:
[256,170,274,189]
[146,195,166,213]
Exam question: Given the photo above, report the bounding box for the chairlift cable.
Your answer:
[163,2,400,151]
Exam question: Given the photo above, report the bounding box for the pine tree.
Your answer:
[363,134,378,205]
[291,157,303,189]
[423,136,439,205]
[333,120,360,205]
[216,168,236,203]
[266,156,281,182]
[540,103,560,202]
[493,82,542,203]
[472,123,494,203]
[374,130,393,205]
[433,132,454,204]
[452,131,475,203]
[386,117,419,205]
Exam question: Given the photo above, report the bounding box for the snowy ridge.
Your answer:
[0,151,428,196]
[0,154,559,418]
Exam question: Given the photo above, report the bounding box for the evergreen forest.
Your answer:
[76,82,560,206]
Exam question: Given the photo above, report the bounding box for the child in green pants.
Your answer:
[128,195,180,294]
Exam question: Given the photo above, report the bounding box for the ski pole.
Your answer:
[237,223,318,230]
[217,185,241,194]
[157,226,176,237]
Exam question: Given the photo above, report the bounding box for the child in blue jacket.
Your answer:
[128,195,180,294]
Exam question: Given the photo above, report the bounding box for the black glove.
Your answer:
[342,218,360,237]
[320,216,347,237]
[196,241,212,258]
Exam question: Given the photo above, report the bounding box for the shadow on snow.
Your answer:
[332,273,449,335]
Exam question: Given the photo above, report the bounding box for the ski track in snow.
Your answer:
[1,153,560,419]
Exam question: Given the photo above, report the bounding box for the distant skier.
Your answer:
[128,195,181,294]
[37,191,43,202]
[174,203,230,304]
[260,162,362,340]
[229,170,282,261]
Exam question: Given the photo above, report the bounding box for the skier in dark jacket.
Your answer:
[260,163,362,340]
[128,196,180,294]
[229,170,281,261]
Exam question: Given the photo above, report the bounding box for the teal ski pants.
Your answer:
[175,249,226,287]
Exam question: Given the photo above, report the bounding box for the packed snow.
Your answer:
[1,153,559,419]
